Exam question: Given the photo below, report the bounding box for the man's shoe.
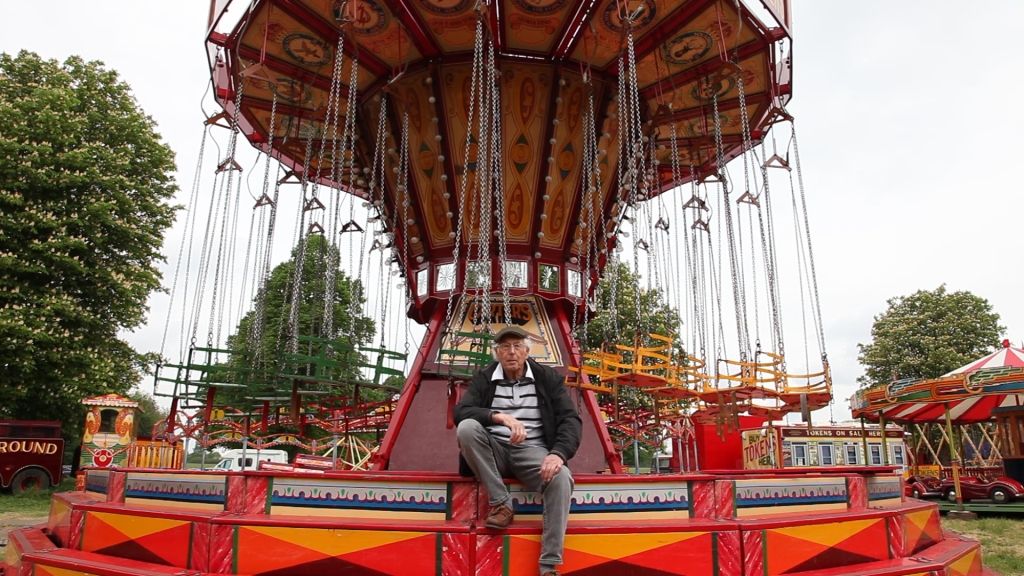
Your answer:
[485,502,514,529]
[540,571,560,576]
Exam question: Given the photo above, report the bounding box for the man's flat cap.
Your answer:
[494,325,530,342]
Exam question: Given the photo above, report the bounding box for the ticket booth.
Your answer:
[80,394,139,468]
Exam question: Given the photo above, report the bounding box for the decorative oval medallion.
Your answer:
[663,31,713,66]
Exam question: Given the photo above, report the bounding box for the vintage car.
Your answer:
[942,474,1024,504]
[905,475,943,499]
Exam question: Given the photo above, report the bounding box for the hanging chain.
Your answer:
[286,136,317,353]
[790,121,827,360]
[251,92,282,365]
[711,91,750,360]
[490,50,511,327]
[368,96,390,346]
[397,113,412,304]
[443,8,488,339]
[162,125,209,360]
[318,34,347,339]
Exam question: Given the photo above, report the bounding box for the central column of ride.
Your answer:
[368,52,622,472]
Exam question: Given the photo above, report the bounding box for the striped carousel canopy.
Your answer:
[944,340,1024,376]
[851,340,1024,424]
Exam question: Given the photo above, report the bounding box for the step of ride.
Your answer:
[6,526,200,576]
[783,533,987,576]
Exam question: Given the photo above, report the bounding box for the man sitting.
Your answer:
[454,326,582,576]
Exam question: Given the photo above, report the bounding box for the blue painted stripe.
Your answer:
[125,490,225,503]
[868,491,902,500]
[271,496,447,511]
[737,495,847,507]
[515,501,690,514]
[85,482,108,494]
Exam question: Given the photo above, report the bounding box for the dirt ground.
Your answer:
[0,512,47,548]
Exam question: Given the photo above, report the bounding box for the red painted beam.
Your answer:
[552,0,600,61]
[381,0,441,58]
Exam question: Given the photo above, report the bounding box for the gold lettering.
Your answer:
[0,440,59,454]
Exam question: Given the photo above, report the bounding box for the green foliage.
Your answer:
[0,51,177,445]
[185,444,222,467]
[582,261,685,452]
[583,261,683,350]
[214,234,379,410]
[129,389,167,439]
[857,286,1003,387]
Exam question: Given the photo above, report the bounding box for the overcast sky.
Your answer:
[2,1,1022,421]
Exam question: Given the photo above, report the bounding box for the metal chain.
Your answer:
[198,80,246,348]
[161,125,209,360]
[790,121,827,360]
[474,37,496,332]
[397,113,412,290]
[443,10,486,335]
[318,34,347,339]
[286,136,317,353]
[251,93,280,363]
[712,91,750,360]
[368,96,390,346]
[490,51,511,327]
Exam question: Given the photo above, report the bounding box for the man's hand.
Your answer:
[540,453,563,484]
[493,412,526,444]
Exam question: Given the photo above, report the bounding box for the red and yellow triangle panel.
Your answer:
[947,547,984,576]
[234,525,441,575]
[903,508,943,555]
[79,511,191,567]
[764,517,889,574]
[506,531,716,576]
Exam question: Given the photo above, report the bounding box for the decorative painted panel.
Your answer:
[734,477,847,517]
[79,510,191,568]
[506,530,719,576]
[124,472,227,511]
[269,476,449,520]
[764,517,889,574]
[867,474,904,504]
[234,525,444,575]
[508,480,690,519]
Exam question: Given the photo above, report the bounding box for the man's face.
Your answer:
[495,337,528,377]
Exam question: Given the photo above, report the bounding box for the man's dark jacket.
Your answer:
[454,358,583,470]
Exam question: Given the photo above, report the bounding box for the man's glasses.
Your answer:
[495,342,526,352]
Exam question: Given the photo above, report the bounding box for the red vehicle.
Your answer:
[942,474,1024,504]
[0,420,65,494]
[905,475,943,499]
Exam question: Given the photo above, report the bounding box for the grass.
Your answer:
[0,477,76,515]
[944,515,1024,575]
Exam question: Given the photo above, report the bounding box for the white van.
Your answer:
[212,449,289,471]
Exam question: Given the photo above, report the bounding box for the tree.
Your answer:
[857,286,1004,388]
[129,389,168,440]
[582,261,685,466]
[213,234,379,412]
[0,51,177,445]
[582,261,683,351]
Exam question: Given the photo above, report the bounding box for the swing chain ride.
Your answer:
[151,0,828,470]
